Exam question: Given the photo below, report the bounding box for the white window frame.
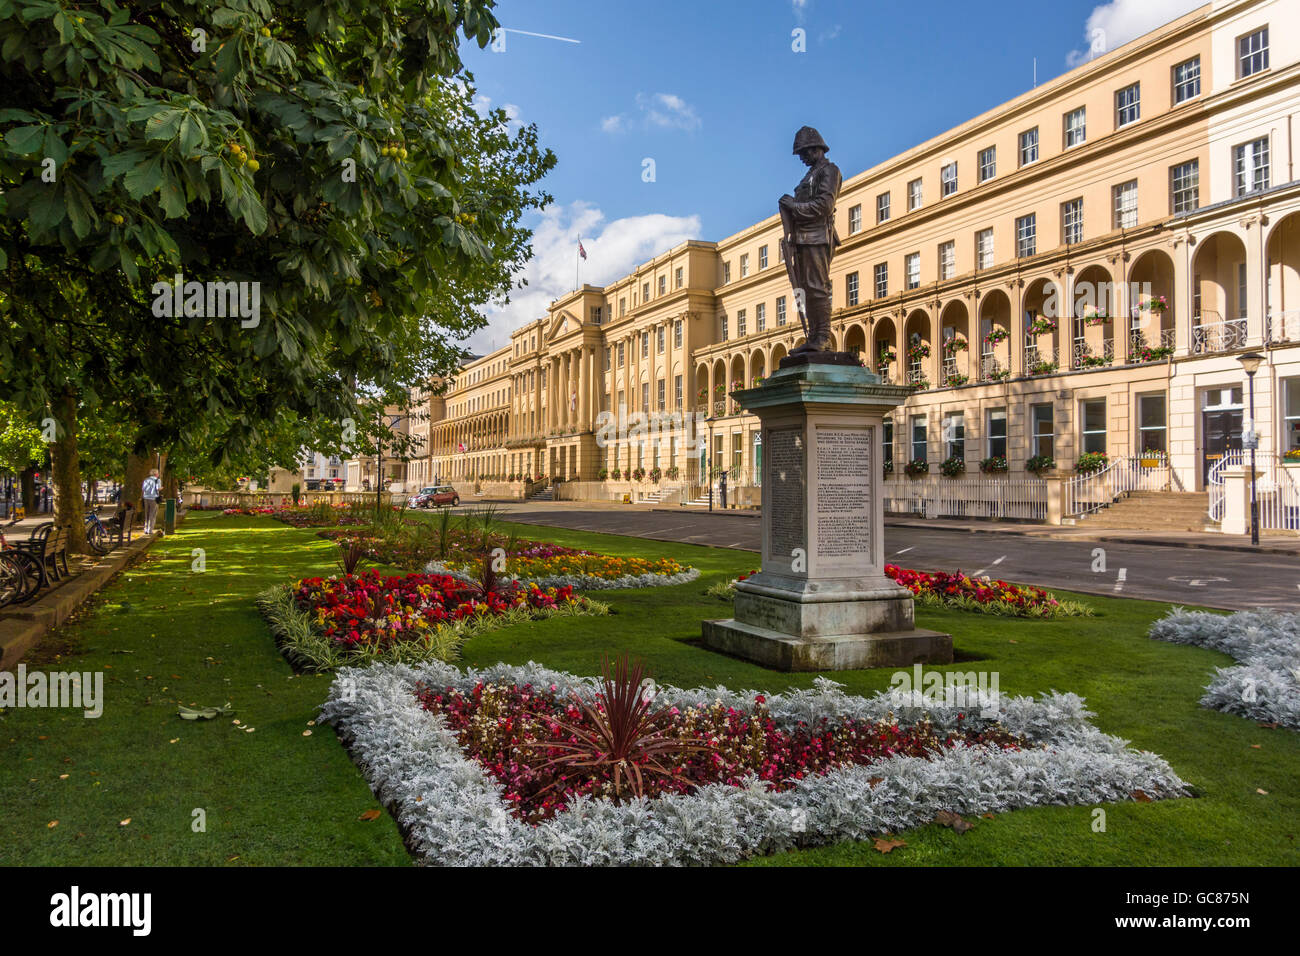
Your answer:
[978,146,996,182]
[907,178,923,211]
[1019,127,1039,166]
[776,296,787,326]
[1031,403,1055,459]
[847,272,860,307]
[848,204,862,235]
[1282,378,1300,452]
[1081,399,1107,455]
[1138,393,1168,454]
[942,411,965,460]
[874,263,888,298]
[756,301,766,331]
[1171,160,1198,214]
[910,414,928,463]
[1173,57,1200,103]
[1113,180,1138,229]
[1237,27,1269,79]
[1015,214,1036,258]
[739,254,749,278]
[905,253,920,290]
[938,240,955,280]
[1064,107,1086,148]
[1234,137,1270,196]
[737,308,747,337]
[940,162,958,197]
[976,228,994,270]
[758,245,768,269]
[1062,198,1083,245]
[987,408,1007,459]
[1115,83,1140,128]
[876,191,891,223]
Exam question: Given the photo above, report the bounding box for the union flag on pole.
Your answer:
[578,238,587,260]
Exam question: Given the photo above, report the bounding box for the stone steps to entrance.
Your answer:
[1075,491,1215,532]
[526,487,554,501]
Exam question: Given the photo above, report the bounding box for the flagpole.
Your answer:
[576,234,580,290]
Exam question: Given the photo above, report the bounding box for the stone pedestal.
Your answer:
[701,359,951,671]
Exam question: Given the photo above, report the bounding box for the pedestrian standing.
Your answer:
[142,469,162,534]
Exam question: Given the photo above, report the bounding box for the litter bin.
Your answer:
[164,497,176,534]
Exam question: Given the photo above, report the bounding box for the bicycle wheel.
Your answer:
[7,549,42,602]
[0,553,22,607]
[86,521,110,554]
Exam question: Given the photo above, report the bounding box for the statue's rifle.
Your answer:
[778,200,809,339]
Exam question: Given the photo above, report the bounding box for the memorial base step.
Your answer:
[701,618,952,671]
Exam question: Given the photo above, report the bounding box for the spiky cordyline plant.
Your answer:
[525,656,707,802]
[337,539,366,576]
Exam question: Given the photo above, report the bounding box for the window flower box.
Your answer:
[1076,452,1108,474]
[1025,455,1055,475]
[1027,316,1057,336]
[904,459,930,477]
[979,456,1009,474]
[939,455,966,478]
[942,337,968,354]
[983,328,1010,346]
[907,342,931,361]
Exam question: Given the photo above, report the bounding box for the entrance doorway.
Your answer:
[1201,386,1243,485]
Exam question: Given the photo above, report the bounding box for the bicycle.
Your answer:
[85,508,112,554]
[0,525,43,608]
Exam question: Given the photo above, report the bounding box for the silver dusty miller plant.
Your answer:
[318,661,1189,866]
[1149,607,1300,729]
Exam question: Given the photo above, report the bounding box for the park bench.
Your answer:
[106,505,138,548]
[13,522,70,590]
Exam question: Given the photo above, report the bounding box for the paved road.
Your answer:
[487,503,1299,611]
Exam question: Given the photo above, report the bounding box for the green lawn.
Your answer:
[2,510,1296,866]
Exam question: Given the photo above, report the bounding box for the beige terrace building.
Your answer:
[420,0,1300,526]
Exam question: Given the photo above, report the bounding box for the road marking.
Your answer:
[992,555,1005,564]
[895,547,914,555]
[971,557,1003,577]
[1167,575,1229,587]
[1114,567,1127,592]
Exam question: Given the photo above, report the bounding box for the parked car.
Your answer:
[412,485,459,508]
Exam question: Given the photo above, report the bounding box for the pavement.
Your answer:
[478,499,1299,611]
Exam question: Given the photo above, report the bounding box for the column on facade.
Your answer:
[1008,281,1027,378]
[1245,220,1266,348]
[1171,234,1192,356]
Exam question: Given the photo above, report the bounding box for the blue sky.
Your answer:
[460,0,1200,352]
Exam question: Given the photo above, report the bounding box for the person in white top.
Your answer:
[142,469,162,534]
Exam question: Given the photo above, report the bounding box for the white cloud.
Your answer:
[601,92,702,134]
[1066,0,1201,67]
[463,201,703,354]
[818,24,842,42]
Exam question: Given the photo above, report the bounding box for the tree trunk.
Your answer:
[50,388,90,554]
[162,458,179,499]
[20,467,36,512]
[123,450,149,512]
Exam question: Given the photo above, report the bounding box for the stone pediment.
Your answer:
[547,310,580,340]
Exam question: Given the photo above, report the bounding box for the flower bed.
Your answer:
[1149,607,1300,729]
[257,569,608,672]
[416,678,1028,823]
[319,661,1189,865]
[425,555,701,591]
[885,565,1091,618]
[221,506,277,515]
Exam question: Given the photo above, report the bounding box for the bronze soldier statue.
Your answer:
[779,126,842,356]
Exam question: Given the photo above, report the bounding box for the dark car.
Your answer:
[412,485,459,508]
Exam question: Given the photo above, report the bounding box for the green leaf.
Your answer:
[123,152,163,199]
[4,125,46,154]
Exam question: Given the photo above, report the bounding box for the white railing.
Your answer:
[1192,315,1248,354]
[1128,327,1176,361]
[1072,338,1114,369]
[1206,450,1246,522]
[905,367,929,387]
[1064,454,1172,517]
[1208,452,1300,530]
[1024,345,1059,375]
[1265,310,1300,344]
[979,352,1005,382]
[883,474,1048,521]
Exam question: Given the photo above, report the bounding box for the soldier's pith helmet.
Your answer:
[792,126,828,154]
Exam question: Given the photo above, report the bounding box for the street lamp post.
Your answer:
[706,417,715,512]
[1238,352,1264,546]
